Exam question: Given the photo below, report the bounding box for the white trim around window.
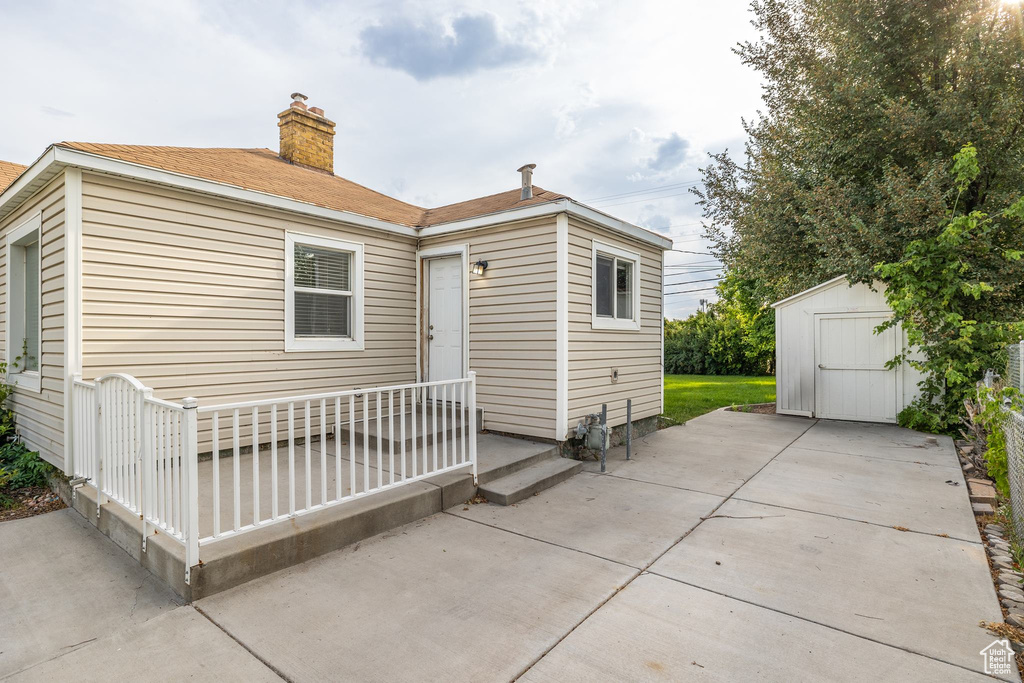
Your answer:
[284,231,365,352]
[5,213,43,392]
[591,240,641,331]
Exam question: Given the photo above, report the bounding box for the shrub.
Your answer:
[974,385,1024,498]
[0,360,53,499]
[0,442,53,489]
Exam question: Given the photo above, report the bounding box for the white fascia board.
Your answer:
[0,147,60,221]
[49,147,420,238]
[565,202,674,250]
[421,199,674,251]
[418,199,570,238]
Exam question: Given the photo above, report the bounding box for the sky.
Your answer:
[0,0,762,318]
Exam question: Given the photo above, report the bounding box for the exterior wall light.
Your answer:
[471,260,488,275]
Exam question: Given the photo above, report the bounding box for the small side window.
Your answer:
[592,240,640,330]
[6,214,42,391]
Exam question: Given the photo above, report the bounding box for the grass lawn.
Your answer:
[662,374,776,424]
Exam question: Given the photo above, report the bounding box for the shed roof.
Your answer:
[770,276,849,309]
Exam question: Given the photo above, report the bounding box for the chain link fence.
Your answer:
[1008,342,1022,393]
[1005,409,1024,537]
[1000,343,1024,536]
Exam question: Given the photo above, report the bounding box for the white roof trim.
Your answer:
[0,147,60,221]
[567,202,673,250]
[419,198,673,250]
[418,199,568,237]
[770,275,849,309]
[0,145,673,250]
[51,147,420,237]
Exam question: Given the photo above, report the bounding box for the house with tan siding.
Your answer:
[0,94,670,472]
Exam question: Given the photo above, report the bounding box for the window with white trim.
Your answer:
[285,232,364,351]
[6,215,42,391]
[592,240,640,331]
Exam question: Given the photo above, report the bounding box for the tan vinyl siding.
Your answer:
[419,218,557,439]
[0,174,66,467]
[567,217,663,433]
[80,173,418,446]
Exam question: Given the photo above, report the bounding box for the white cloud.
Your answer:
[0,0,761,318]
[359,13,541,80]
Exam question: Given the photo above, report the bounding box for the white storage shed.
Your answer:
[772,276,924,423]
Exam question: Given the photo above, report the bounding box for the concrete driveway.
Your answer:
[2,410,1010,682]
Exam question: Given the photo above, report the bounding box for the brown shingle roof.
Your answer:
[59,143,426,226]
[0,160,27,193]
[421,187,566,225]
[56,143,567,227]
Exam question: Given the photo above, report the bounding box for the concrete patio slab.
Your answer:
[452,471,722,568]
[581,412,815,496]
[649,498,1010,680]
[6,607,281,682]
[735,446,978,540]
[0,510,182,678]
[789,419,957,467]
[196,513,637,682]
[522,573,993,683]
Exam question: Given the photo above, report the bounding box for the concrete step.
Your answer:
[479,457,582,506]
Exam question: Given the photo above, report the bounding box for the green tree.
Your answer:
[698,0,1024,304]
[876,143,1024,431]
[663,274,775,376]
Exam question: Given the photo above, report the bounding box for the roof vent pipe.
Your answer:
[517,163,536,200]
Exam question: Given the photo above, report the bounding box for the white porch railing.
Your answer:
[70,372,478,584]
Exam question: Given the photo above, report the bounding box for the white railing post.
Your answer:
[70,373,82,479]
[140,386,153,552]
[468,371,478,486]
[95,381,105,517]
[182,397,200,585]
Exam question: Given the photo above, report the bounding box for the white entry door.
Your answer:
[814,312,898,423]
[427,256,464,382]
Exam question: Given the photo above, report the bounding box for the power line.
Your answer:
[665,270,722,280]
[665,260,720,265]
[591,190,696,209]
[670,248,715,256]
[664,276,722,287]
[665,261,720,266]
[665,286,719,296]
[582,179,702,203]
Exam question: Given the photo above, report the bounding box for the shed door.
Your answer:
[814,312,898,423]
[426,256,464,382]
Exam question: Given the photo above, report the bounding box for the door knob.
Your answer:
[428,334,434,340]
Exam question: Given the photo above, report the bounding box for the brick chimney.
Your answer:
[278,93,336,173]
